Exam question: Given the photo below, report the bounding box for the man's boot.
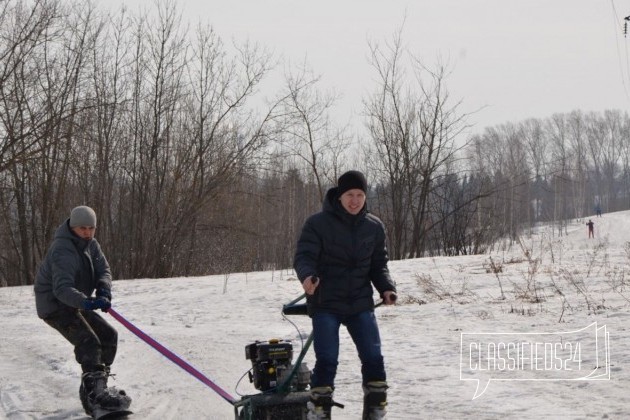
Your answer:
[80,367,131,414]
[307,386,334,420]
[362,381,388,419]
[79,370,108,414]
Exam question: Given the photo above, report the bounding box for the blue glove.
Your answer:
[82,296,111,312]
[96,288,112,300]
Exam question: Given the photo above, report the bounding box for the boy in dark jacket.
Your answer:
[35,206,130,415]
[294,170,397,419]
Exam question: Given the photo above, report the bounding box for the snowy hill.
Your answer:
[1,211,630,419]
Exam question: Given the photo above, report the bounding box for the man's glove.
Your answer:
[82,296,111,312]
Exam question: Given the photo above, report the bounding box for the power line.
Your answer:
[610,0,630,102]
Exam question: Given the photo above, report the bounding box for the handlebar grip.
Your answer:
[282,303,308,316]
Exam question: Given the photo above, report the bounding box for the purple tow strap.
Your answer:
[108,307,237,405]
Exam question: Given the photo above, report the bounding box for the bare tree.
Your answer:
[600,110,624,211]
[0,0,105,286]
[363,29,469,258]
[280,63,350,201]
[566,110,589,217]
[521,118,547,225]
[0,0,60,173]
[176,21,284,277]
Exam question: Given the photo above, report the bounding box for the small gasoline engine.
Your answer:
[245,338,310,392]
[234,299,312,419]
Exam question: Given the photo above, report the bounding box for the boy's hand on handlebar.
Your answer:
[383,291,397,305]
[302,276,320,295]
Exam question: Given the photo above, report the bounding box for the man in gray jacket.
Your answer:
[35,206,129,415]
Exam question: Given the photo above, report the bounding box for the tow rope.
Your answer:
[108,307,237,405]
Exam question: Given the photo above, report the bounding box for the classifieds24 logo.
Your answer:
[460,322,610,399]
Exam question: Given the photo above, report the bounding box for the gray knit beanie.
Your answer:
[69,206,97,228]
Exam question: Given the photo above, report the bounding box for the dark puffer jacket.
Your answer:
[294,187,396,316]
[34,220,112,318]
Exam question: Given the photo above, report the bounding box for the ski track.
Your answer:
[0,333,87,420]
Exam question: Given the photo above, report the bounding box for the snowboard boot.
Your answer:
[307,386,334,420]
[80,370,108,415]
[362,381,388,420]
[80,368,131,415]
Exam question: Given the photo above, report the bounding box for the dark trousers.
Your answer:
[44,307,118,373]
[310,310,386,388]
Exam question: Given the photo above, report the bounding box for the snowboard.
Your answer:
[92,406,133,420]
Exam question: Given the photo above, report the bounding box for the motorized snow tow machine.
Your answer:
[110,293,390,419]
[234,294,313,420]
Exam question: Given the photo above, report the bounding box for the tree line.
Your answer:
[1,0,628,287]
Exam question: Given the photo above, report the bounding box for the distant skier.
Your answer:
[586,219,595,238]
[294,170,397,419]
[34,206,131,417]
[595,205,602,217]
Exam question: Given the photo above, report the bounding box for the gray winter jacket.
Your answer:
[34,220,112,318]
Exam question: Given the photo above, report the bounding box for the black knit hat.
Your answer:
[337,170,368,195]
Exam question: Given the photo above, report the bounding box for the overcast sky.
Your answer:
[106,0,630,138]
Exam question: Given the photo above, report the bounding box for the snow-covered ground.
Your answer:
[1,211,629,419]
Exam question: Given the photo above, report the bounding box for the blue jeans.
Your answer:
[310,310,386,388]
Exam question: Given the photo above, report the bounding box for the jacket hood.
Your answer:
[55,219,91,249]
[323,187,367,221]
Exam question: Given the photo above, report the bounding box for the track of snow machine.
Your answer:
[234,295,313,420]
